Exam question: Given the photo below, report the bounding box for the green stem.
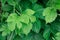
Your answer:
[7,31,15,40]
[16,10,21,15]
[19,5,22,13]
[58,14,60,16]
[13,4,15,13]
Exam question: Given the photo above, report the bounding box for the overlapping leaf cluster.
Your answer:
[0,0,60,40]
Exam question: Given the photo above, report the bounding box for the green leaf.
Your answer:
[20,0,31,10]
[21,23,32,35]
[32,4,44,19]
[7,13,18,22]
[13,35,22,40]
[20,14,29,24]
[17,22,22,30]
[19,9,36,24]
[43,25,50,40]
[22,32,44,40]
[55,32,60,40]
[1,0,6,6]
[7,13,18,31]
[7,0,15,5]
[0,24,10,36]
[32,19,41,33]
[55,3,60,9]
[14,0,21,4]
[54,0,60,9]
[2,4,13,12]
[0,27,4,32]
[29,16,36,22]
[43,7,57,23]
[8,22,16,31]
[2,28,10,36]
[56,32,60,36]
[23,9,35,16]
[51,21,60,32]
[2,31,7,37]
[1,12,9,18]
[47,0,60,9]
[0,35,6,40]
[7,13,23,31]
[32,4,43,11]
[29,0,38,3]
[7,13,23,30]
[0,24,6,32]
[43,7,50,16]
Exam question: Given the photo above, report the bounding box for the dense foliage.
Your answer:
[0,0,60,40]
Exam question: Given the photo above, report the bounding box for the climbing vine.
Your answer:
[0,0,60,40]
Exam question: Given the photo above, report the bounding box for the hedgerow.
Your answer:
[0,0,60,40]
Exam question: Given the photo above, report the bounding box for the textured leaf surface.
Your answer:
[17,22,22,30]
[32,19,41,33]
[47,0,60,9]
[8,22,16,31]
[23,9,35,16]
[30,16,36,22]
[7,0,15,5]
[21,23,32,35]
[55,32,60,40]
[7,13,18,22]
[19,14,29,24]
[2,5,12,11]
[1,0,60,40]
[32,4,44,19]
[43,7,57,23]
[51,21,60,32]
[43,25,51,40]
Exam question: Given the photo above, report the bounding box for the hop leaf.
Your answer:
[43,26,51,40]
[7,13,22,31]
[29,16,36,23]
[21,23,32,35]
[23,9,35,16]
[55,32,60,40]
[32,19,41,33]
[19,14,29,24]
[43,7,57,23]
